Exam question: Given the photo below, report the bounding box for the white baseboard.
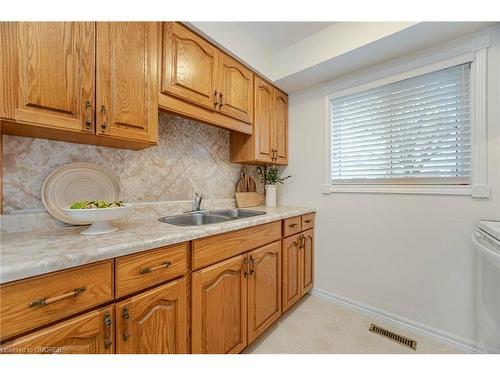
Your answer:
[310,287,484,354]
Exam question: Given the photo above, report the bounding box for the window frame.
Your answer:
[323,37,489,197]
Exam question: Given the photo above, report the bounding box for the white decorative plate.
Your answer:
[42,162,121,225]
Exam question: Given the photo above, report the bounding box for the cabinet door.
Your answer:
[116,278,187,354]
[0,306,114,354]
[273,88,288,165]
[218,53,254,124]
[4,22,95,132]
[192,254,248,354]
[282,233,302,312]
[254,77,274,163]
[301,229,314,296]
[248,241,282,344]
[96,22,158,144]
[162,22,218,111]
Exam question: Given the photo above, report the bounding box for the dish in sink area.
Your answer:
[159,209,265,227]
[63,205,132,235]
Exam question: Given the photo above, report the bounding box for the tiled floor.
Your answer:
[244,295,459,354]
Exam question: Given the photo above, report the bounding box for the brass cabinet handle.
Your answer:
[139,261,172,275]
[101,105,108,133]
[104,311,113,349]
[219,92,223,109]
[304,220,312,224]
[289,223,298,228]
[122,306,130,341]
[243,257,249,277]
[300,234,306,250]
[214,90,219,108]
[249,256,255,275]
[29,287,86,308]
[85,100,92,130]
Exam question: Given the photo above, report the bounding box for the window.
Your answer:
[330,63,471,185]
[323,40,490,197]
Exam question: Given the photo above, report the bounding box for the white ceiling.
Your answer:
[196,22,334,52]
[190,21,498,93]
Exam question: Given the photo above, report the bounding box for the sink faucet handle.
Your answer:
[194,192,204,211]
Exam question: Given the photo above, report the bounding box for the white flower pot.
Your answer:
[265,184,277,207]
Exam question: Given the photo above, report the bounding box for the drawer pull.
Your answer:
[139,261,172,275]
[304,220,312,224]
[104,311,113,349]
[29,287,87,308]
[288,223,298,228]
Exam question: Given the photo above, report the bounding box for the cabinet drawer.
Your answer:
[192,221,281,270]
[115,243,187,298]
[0,261,113,341]
[301,213,315,231]
[283,216,302,237]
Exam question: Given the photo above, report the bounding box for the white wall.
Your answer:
[279,25,500,350]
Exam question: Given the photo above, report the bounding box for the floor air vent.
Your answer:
[369,323,417,350]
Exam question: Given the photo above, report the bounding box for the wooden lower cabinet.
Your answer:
[191,254,248,354]
[247,241,281,344]
[282,233,302,312]
[302,229,314,294]
[282,229,315,312]
[115,278,187,354]
[0,218,314,355]
[0,306,114,354]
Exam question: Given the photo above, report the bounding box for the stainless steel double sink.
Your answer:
[159,209,265,227]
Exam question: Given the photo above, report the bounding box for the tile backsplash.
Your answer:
[3,113,258,214]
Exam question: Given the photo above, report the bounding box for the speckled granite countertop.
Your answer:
[0,206,315,284]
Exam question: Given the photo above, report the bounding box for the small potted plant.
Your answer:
[256,166,291,207]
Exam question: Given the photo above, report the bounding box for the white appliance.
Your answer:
[472,220,500,353]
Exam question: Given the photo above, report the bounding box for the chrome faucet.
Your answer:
[193,192,204,212]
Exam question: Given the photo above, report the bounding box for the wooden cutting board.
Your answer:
[235,167,256,193]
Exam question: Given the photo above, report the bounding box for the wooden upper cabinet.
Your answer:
[96,22,158,144]
[1,22,95,133]
[230,76,288,165]
[192,254,248,354]
[161,22,218,111]
[115,278,187,354]
[254,77,274,163]
[218,53,254,124]
[247,241,282,344]
[0,306,114,354]
[273,88,288,165]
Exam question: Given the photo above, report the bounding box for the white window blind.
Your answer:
[330,63,471,184]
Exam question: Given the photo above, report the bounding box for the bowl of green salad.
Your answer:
[63,200,132,235]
